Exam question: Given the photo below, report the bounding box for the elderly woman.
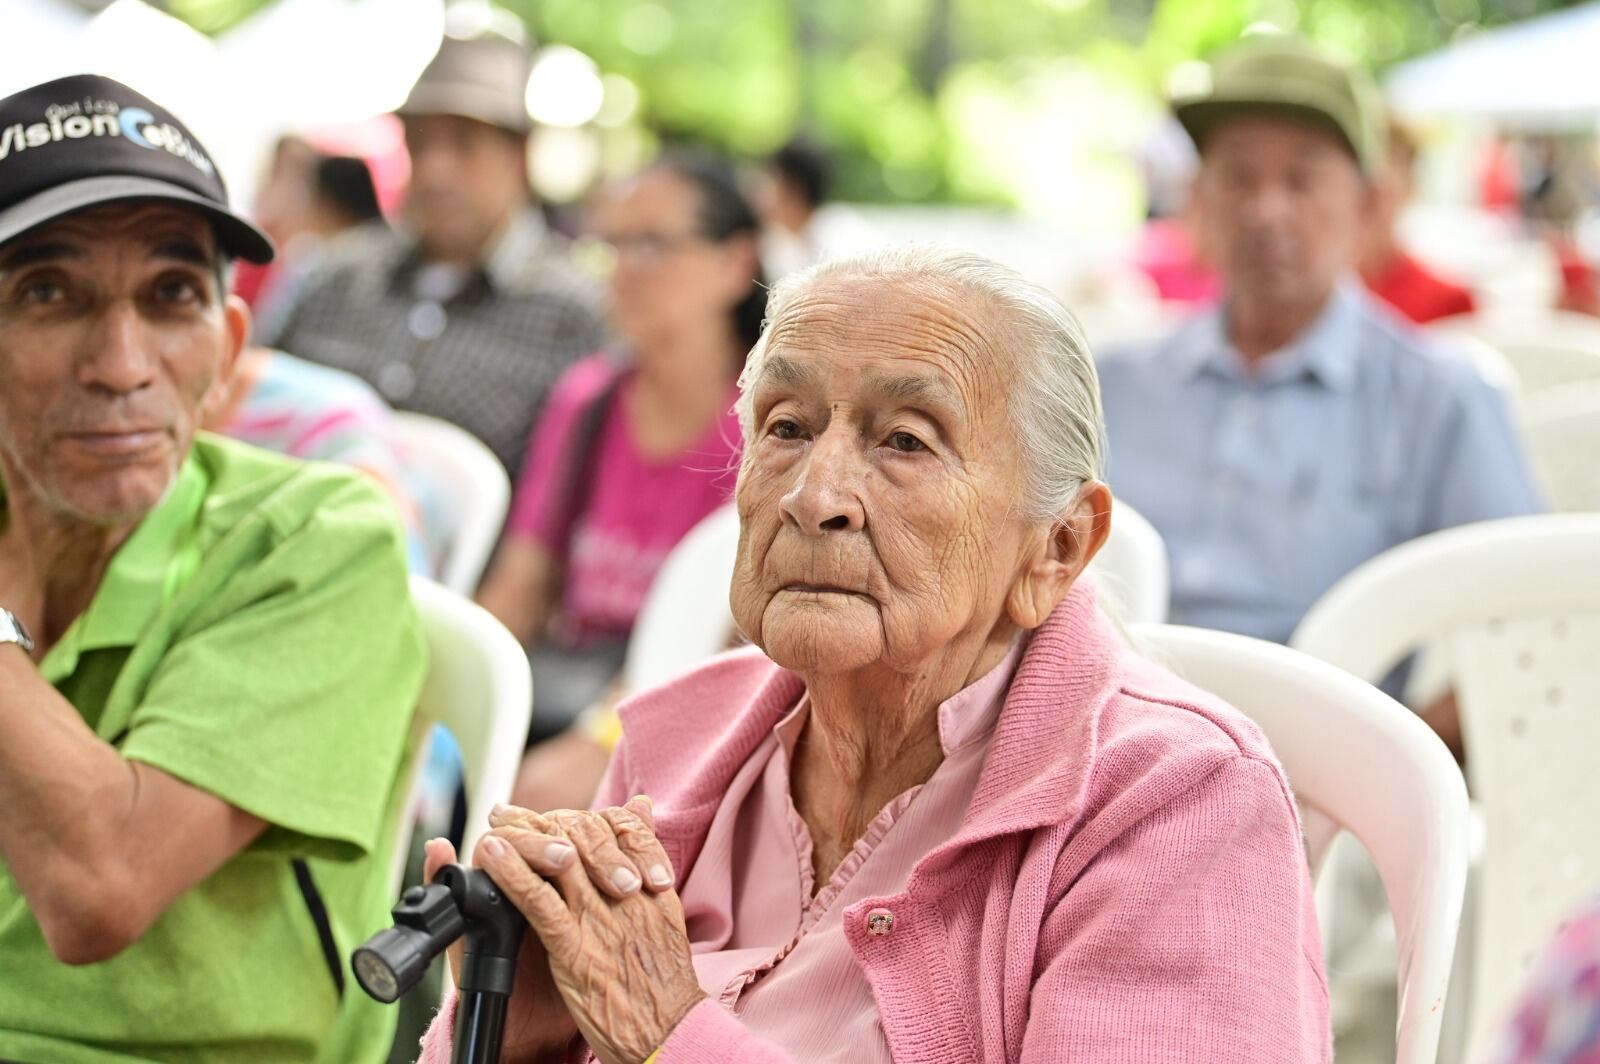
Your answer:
[418,246,1330,1063]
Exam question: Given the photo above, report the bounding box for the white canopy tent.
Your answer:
[0,0,445,205]
[1387,2,1600,131]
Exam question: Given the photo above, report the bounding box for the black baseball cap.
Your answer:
[0,75,273,263]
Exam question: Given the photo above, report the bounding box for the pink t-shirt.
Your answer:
[679,635,1026,1062]
[507,355,742,642]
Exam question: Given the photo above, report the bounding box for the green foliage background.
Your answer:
[155,0,1582,203]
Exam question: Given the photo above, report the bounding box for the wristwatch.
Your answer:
[0,608,35,655]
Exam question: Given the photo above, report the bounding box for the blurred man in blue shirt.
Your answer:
[1099,39,1540,667]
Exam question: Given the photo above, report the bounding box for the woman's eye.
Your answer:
[888,431,925,453]
[769,418,802,440]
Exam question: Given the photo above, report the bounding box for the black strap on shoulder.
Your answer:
[292,859,345,999]
[552,366,628,565]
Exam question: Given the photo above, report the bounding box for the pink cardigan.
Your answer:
[420,583,1330,1062]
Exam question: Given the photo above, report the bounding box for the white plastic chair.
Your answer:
[1131,623,1470,1064]
[622,504,741,693]
[394,412,511,595]
[1291,514,1600,1058]
[1435,312,1600,395]
[1519,381,1600,512]
[391,576,533,891]
[1087,497,1170,624]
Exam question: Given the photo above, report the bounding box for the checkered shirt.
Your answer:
[260,212,607,479]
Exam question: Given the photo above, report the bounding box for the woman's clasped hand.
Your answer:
[423,795,705,1064]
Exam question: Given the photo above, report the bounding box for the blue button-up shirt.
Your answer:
[1098,282,1542,644]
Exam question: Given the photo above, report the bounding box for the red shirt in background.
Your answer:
[231,259,276,309]
[1363,250,1477,324]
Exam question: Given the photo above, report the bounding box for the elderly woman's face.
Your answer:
[731,277,1041,675]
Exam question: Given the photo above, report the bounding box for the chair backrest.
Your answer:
[396,577,532,888]
[1435,331,1521,394]
[1519,381,1600,512]
[1131,623,1470,1064]
[1435,313,1600,395]
[1088,497,1170,624]
[1291,514,1600,1056]
[622,503,742,694]
[394,412,511,594]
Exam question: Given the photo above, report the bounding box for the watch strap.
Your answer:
[0,608,35,655]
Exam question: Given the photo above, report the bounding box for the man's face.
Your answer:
[0,202,246,526]
[403,114,528,262]
[1192,116,1371,311]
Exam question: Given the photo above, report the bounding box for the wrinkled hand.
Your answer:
[424,837,577,1059]
[480,796,706,1064]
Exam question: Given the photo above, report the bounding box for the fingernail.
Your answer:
[648,864,672,888]
[490,803,515,821]
[482,836,508,859]
[613,867,641,893]
[545,842,574,867]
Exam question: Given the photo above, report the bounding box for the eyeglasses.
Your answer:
[576,231,714,274]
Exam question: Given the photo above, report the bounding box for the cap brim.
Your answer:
[1173,97,1368,172]
[0,174,275,264]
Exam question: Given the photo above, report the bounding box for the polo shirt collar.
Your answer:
[387,208,549,298]
[32,452,209,681]
[484,209,548,290]
[1181,279,1363,392]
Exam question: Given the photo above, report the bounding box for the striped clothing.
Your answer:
[215,351,431,572]
[1489,900,1600,1064]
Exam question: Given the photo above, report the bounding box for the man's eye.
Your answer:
[769,419,802,440]
[21,281,64,305]
[156,279,203,304]
[888,431,925,453]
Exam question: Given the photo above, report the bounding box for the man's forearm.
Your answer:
[0,645,143,942]
[0,645,269,963]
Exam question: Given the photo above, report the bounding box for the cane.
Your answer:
[352,864,527,1064]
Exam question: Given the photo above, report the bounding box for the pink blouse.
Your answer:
[504,355,741,643]
[679,636,1026,1061]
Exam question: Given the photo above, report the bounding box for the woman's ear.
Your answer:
[1005,480,1113,629]
[721,231,761,302]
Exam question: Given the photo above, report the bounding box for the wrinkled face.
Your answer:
[593,168,754,354]
[730,276,1042,676]
[403,114,527,261]
[0,202,245,526]
[1193,116,1370,310]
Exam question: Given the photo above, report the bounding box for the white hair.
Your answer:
[737,244,1104,521]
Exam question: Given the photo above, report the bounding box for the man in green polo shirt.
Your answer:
[0,76,425,1061]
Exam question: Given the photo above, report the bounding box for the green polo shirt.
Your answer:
[0,434,426,1063]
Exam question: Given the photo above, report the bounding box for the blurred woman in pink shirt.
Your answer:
[420,247,1331,1063]
[476,154,761,750]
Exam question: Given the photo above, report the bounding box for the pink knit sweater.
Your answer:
[419,583,1331,1062]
